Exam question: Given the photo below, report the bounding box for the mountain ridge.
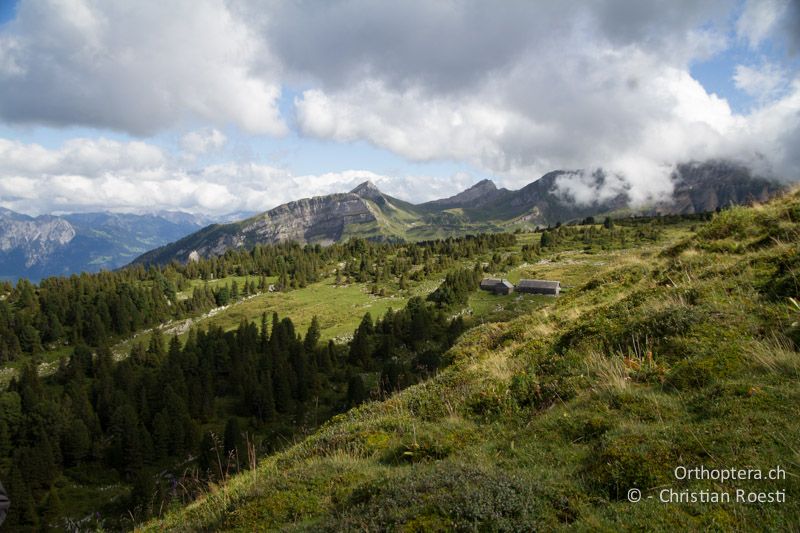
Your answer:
[133,160,786,267]
[420,178,511,210]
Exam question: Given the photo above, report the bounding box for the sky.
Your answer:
[0,0,798,216]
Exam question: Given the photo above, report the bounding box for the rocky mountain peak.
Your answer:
[423,178,508,209]
[349,180,384,201]
[470,179,498,191]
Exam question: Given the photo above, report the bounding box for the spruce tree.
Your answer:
[42,486,64,532]
[346,374,367,408]
[304,316,321,354]
[4,464,38,529]
[223,417,244,470]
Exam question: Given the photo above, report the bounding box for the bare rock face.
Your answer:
[244,193,376,243]
[349,181,384,202]
[0,210,76,268]
[667,161,784,213]
[140,192,380,264]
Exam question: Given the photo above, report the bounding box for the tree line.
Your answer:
[0,233,516,366]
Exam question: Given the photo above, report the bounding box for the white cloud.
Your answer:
[292,2,799,203]
[734,62,789,101]
[737,0,788,48]
[0,136,464,215]
[180,128,227,156]
[0,137,165,177]
[296,50,789,204]
[0,0,286,135]
[0,0,798,217]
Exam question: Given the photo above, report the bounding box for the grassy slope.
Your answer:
[140,189,800,531]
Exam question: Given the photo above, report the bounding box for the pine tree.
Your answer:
[42,486,64,532]
[255,370,276,422]
[197,431,219,477]
[272,359,293,414]
[152,409,171,460]
[346,374,367,408]
[348,313,374,367]
[62,418,91,466]
[4,464,38,529]
[129,468,157,519]
[223,417,244,470]
[304,316,321,354]
[110,403,144,476]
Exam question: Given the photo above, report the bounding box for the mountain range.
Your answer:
[0,210,215,281]
[0,161,785,280]
[134,161,786,266]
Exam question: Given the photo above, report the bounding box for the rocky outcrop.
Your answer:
[667,161,784,213]
[245,193,376,244]
[478,162,785,224]
[349,181,385,203]
[135,190,382,265]
[0,209,76,268]
[479,170,630,225]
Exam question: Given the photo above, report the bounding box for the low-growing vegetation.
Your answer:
[137,190,800,531]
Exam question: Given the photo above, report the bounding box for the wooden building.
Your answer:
[516,279,560,296]
[479,278,514,295]
[495,280,514,295]
[480,278,502,291]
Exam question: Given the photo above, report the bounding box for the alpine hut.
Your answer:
[479,278,515,295]
[480,278,501,291]
[495,280,514,295]
[516,279,560,296]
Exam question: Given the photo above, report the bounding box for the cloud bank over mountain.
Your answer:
[0,0,798,214]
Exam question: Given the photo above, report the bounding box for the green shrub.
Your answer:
[696,207,758,241]
[382,433,453,465]
[759,248,800,301]
[559,413,613,442]
[325,463,569,531]
[582,433,673,500]
[783,203,800,223]
[467,381,514,418]
[663,357,715,390]
[607,390,667,422]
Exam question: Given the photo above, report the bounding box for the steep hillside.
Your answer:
[142,189,800,531]
[134,186,391,265]
[133,161,786,267]
[0,209,208,281]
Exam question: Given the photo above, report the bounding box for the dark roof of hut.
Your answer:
[517,279,560,289]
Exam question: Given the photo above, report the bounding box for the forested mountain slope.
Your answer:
[142,188,800,531]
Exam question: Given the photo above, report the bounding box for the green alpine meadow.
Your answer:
[132,188,800,531]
